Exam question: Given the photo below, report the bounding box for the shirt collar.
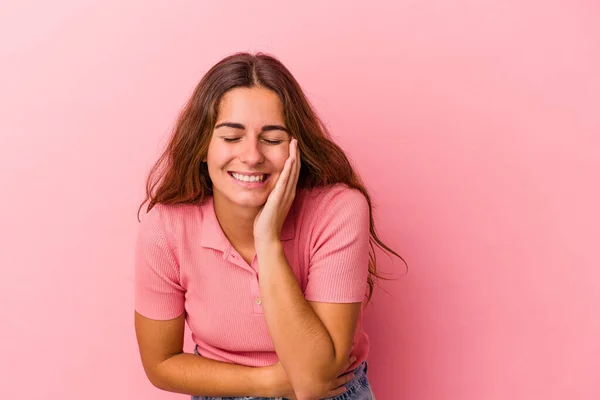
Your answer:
[199,196,296,253]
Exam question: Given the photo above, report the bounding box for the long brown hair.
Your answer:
[138,52,406,302]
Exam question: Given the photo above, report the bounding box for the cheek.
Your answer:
[207,143,232,167]
[269,148,290,171]
[206,150,228,183]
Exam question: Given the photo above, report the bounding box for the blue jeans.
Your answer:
[191,357,375,400]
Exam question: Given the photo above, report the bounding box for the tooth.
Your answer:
[232,173,265,182]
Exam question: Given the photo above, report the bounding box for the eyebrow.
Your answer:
[214,122,289,133]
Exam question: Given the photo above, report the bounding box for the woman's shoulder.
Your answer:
[301,183,368,208]
[140,201,201,221]
[295,184,369,226]
[138,201,205,238]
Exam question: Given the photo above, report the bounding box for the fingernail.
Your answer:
[351,356,357,362]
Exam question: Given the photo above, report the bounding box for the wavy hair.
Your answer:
[138,52,406,302]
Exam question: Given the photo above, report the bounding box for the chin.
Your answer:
[212,181,275,209]
[228,193,269,209]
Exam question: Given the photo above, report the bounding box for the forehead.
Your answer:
[217,87,284,123]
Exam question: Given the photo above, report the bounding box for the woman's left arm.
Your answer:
[253,139,369,400]
[257,241,362,400]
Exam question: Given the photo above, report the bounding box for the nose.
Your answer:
[239,138,265,165]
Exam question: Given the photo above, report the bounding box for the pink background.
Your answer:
[1,1,598,399]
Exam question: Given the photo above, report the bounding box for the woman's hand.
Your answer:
[253,138,301,247]
[266,355,358,399]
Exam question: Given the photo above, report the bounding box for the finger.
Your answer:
[330,371,355,389]
[293,137,300,175]
[323,385,347,398]
[339,356,357,374]
[269,154,293,204]
[282,139,299,201]
[293,138,301,190]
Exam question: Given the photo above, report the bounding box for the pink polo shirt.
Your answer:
[134,183,371,369]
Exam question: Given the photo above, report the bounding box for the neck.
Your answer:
[213,197,258,251]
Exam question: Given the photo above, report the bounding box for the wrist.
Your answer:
[258,364,285,397]
[255,238,283,255]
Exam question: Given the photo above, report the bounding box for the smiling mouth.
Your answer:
[228,172,270,183]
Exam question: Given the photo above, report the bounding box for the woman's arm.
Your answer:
[253,140,369,400]
[135,311,356,398]
[134,311,278,397]
[257,243,361,400]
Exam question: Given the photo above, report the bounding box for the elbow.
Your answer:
[289,349,347,399]
[291,358,347,399]
[295,392,327,400]
[143,361,172,392]
[141,352,184,392]
[144,367,166,391]
[292,378,333,400]
[294,391,326,400]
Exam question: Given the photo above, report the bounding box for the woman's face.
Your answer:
[207,86,291,211]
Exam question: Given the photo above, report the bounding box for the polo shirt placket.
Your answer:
[224,247,264,314]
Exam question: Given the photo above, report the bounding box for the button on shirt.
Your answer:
[134,184,371,367]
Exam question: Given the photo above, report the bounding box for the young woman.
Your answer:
[134,52,402,400]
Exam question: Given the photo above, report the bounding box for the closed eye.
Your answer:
[222,137,284,145]
[263,139,283,145]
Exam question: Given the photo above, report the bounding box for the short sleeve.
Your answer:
[304,187,371,303]
[134,205,185,320]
